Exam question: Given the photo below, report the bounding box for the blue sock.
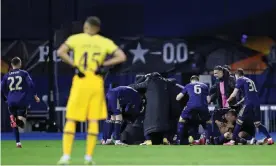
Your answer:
[103,119,113,140]
[177,122,189,145]
[145,135,151,140]
[103,120,108,140]
[114,120,122,140]
[177,122,184,141]
[257,124,271,138]
[214,135,225,145]
[13,127,20,143]
[202,123,212,141]
[107,120,114,140]
[232,124,242,140]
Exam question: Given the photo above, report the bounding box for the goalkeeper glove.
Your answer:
[95,66,108,76]
[74,67,85,78]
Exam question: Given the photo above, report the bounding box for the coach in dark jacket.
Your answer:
[209,66,236,108]
[130,72,170,144]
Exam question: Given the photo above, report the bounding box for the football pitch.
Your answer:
[1,140,276,165]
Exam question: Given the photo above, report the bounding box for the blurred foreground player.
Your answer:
[57,16,126,164]
[225,68,273,145]
[176,75,212,145]
[1,57,40,148]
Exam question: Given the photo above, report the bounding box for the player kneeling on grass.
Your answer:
[1,57,40,148]
[56,16,126,165]
[103,86,143,145]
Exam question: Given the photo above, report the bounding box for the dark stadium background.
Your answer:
[1,0,276,134]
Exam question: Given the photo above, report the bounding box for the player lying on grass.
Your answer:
[225,68,274,145]
[214,109,256,145]
[102,86,144,145]
[1,57,40,148]
[56,16,126,165]
[176,75,212,145]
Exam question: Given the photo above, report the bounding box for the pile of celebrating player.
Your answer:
[101,67,274,146]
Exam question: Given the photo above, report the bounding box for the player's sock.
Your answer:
[114,120,122,140]
[62,120,76,156]
[232,120,242,140]
[214,135,225,145]
[145,135,151,140]
[177,122,189,145]
[13,127,20,143]
[106,120,114,140]
[86,121,98,158]
[257,124,271,138]
[202,122,212,142]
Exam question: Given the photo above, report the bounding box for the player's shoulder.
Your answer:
[2,73,9,79]
[237,77,246,82]
[96,35,115,43]
[199,82,208,88]
[185,83,193,88]
[67,33,82,39]
[18,69,29,75]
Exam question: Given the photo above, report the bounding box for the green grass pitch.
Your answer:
[1,140,276,165]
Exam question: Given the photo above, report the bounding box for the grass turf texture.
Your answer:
[1,140,276,165]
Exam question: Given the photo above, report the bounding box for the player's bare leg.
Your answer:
[58,119,76,165]
[84,120,98,165]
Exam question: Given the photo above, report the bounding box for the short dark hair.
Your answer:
[223,65,231,71]
[11,57,21,66]
[236,68,244,76]
[228,109,237,117]
[214,65,223,71]
[190,75,199,81]
[85,16,101,27]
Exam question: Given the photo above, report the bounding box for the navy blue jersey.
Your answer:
[181,82,208,108]
[111,86,140,105]
[235,77,259,105]
[1,69,36,107]
[106,86,141,114]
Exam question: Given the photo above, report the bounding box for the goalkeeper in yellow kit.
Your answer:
[56,16,126,165]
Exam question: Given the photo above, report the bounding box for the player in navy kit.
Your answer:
[225,68,274,145]
[1,57,40,148]
[104,86,143,145]
[176,75,212,145]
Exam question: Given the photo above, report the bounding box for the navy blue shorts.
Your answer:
[238,104,260,123]
[106,92,121,115]
[8,106,27,117]
[181,106,210,122]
